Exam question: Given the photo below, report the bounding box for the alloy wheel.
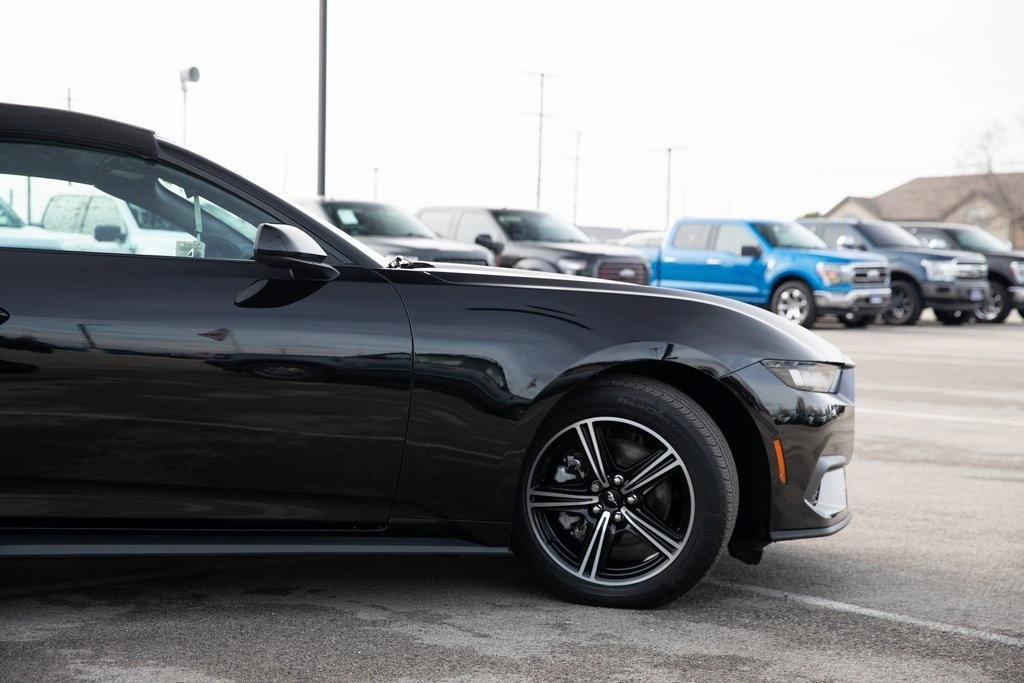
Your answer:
[888,287,912,323]
[975,290,1004,322]
[775,287,809,324]
[526,417,694,586]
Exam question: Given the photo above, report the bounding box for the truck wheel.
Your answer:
[974,280,1011,323]
[512,375,738,608]
[770,280,817,327]
[882,280,922,325]
[935,309,970,325]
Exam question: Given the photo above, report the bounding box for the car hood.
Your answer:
[514,241,648,260]
[357,235,490,260]
[881,246,986,263]
[784,248,888,263]
[419,263,846,365]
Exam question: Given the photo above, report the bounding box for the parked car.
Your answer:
[0,103,854,608]
[298,199,492,266]
[0,197,65,251]
[800,218,989,326]
[618,230,663,262]
[36,193,198,256]
[648,218,891,328]
[416,206,651,284]
[899,222,1024,323]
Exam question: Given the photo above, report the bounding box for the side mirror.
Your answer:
[254,223,339,282]
[475,233,504,255]
[740,244,762,259]
[835,235,861,250]
[926,238,948,249]
[94,224,126,243]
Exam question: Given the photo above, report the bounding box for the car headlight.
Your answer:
[762,360,842,393]
[557,258,589,275]
[1010,260,1024,285]
[815,262,848,286]
[921,258,957,282]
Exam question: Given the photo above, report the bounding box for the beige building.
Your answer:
[825,172,1024,247]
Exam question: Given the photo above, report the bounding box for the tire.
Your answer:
[770,279,817,327]
[512,375,738,608]
[934,309,970,325]
[882,279,923,325]
[974,280,1011,324]
[841,315,874,328]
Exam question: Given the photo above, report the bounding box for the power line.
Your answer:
[524,71,557,208]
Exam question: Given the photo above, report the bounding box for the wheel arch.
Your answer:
[519,358,771,564]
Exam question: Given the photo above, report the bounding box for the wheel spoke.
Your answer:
[528,489,600,511]
[575,420,610,486]
[621,507,681,558]
[621,449,680,494]
[577,510,612,579]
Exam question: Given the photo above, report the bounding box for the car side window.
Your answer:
[713,223,760,256]
[821,225,865,250]
[418,209,455,238]
[670,223,712,250]
[0,140,274,260]
[456,210,503,244]
[914,228,951,249]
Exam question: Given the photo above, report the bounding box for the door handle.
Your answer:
[0,308,8,325]
[662,255,678,263]
[705,258,722,265]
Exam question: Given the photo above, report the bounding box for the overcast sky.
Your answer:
[4,0,1023,230]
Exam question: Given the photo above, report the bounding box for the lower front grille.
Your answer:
[595,260,649,284]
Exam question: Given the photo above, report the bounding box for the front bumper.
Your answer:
[922,279,990,311]
[1009,286,1024,304]
[813,286,891,316]
[724,360,854,541]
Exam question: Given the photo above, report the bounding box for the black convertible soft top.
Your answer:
[0,102,159,159]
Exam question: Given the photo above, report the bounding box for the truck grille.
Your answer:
[595,260,649,284]
[955,263,987,281]
[851,263,889,285]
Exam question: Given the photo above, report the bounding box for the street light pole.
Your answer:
[572,130,582,223]
[316,0,328,197]
[662,146,686,229]
[179,66,200,146]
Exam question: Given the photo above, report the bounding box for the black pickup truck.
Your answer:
[900,222,1024,323]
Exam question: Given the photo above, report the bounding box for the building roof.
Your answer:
[827,172,1024,220]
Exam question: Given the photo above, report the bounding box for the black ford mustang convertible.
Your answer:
[0,104,852,607]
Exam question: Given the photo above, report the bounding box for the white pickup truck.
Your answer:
[37,193,196,256]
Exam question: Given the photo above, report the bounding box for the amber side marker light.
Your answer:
[772,438,788,485]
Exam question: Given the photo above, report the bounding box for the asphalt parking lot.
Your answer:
[1,315,1022,681]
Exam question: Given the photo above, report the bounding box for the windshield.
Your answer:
[859,221,921,247]
[949,227,1010,253]
[752,221,826,249]
[325,202,436,238]
[491,210,591,243]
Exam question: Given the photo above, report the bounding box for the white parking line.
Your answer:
[858,408,1024,428]
[709,579,1023,647]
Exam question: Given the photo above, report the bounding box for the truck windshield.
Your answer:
[859,221,921,247]
[491,210,591,243]
[949,227,1011,253]
[325,202,437,238]
[752,221,826,249]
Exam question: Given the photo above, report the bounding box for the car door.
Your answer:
[0,138,411,529]
[702,222,767,302]
[657,222,715,292]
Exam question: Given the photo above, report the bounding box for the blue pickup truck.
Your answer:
[648,218,892,327]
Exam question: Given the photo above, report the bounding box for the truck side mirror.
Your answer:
[94,224,126,243]
[475,233,504,255]
[740,245,762,259]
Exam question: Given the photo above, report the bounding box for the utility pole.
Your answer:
[179,67,200,146]
[572,130,582,224]
[66,87,71,110]
[661,146,687,229]
[316,0,328,197]
[525,72,555,208]
[371,166,383,199]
